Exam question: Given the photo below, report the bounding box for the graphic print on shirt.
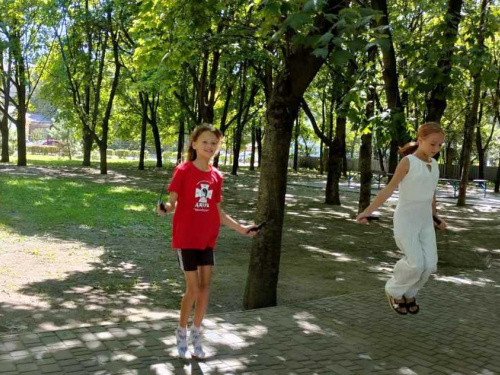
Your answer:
[194,180,213,212]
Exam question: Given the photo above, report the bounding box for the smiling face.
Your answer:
[418,132,445,158]
[192,131,221,161]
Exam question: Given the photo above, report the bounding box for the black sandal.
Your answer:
[385,291,407,315]
[405,297,420,315]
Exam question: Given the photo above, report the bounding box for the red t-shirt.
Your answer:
[168,161,223,250]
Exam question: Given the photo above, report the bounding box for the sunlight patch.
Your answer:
[124,204,147,212]
[300,245,356,262]
[434,275,494,286]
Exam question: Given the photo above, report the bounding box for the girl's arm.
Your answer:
[217,203,257,236]
[432,192,447,230]
[157,192,178,215]
[357,157,410,222]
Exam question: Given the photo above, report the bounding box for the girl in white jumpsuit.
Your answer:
[357,123,447,314]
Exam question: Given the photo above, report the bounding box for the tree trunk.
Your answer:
[359,62,376,212]
[177,117,185,165]
[231,127,242,175]
[388,140,399,178]
[138,93,147,171]
[82,130,92,166]
[476,125,485,179]
[425,0,464,122]
[250,122,256,171]
[446,147,455,178]
[0,49,10,163]
[325,116,346,205]
[99,144,107,175]
[475,91,488,179]
[358,132,373,212]
[13,31,27,167]
[371,0,407,173]
[256,123,263,168]
[293,116,299,172]
[358,40,378,211]
[243,0,346,309]
[457,0,488,206]
[0,117,8,162]
[150,118,162,169]
[213,86,233,168]
[377,148,385,172]
[495,161,500,193]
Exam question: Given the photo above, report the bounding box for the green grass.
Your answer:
[9,154,167,169]
[0,174,162,234]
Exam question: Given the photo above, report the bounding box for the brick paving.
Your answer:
[1,269,500,374]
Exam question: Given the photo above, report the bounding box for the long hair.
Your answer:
[398,122,444,157]
[186,124,223,161]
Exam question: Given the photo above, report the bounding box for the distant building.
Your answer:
[26,113,52,140]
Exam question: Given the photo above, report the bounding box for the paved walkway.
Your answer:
[1,268,500,375]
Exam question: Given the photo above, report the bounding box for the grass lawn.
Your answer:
[0,156,499,333]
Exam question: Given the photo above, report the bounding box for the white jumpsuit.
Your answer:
[385,154,439,299]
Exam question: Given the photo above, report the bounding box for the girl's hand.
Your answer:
[157,202,166,216]
[436,217,447,231]
[240,224,258,237]
[157,202,173,216]
[356,212,370,224]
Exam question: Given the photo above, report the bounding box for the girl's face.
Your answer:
[192,131,221,160]
[418,132,445,157]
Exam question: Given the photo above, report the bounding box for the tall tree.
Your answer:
[458,0,491,206]
[371,0,407,174]
[244,0,349,310]
[53,1,125,174]
[425,0,464,123]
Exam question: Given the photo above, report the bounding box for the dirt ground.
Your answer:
[1,163,499,334]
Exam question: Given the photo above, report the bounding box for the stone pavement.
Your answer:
[1,268,500,375]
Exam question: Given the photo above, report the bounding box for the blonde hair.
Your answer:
[186,124,223,161]
[398,122,444,157]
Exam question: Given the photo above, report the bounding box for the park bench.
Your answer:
[439,178,461,198]
[372,170,387,188]
[473,179,488,197]
[347,171,360,187]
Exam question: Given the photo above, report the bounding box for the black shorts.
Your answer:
[177,248,215,272]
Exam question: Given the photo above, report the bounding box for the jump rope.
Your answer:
[157,173,265,233]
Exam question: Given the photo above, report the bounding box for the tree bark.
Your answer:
[147,93,162,169]
[243,0,346,310]
[326,116,346,205]
[138,92,148,171]
[0,45,11,162]
[256,121,263,168]
[457,0,489,206]
[495,161,500,193]
[293,115,299,171]
[425,0,464,122]
[213,85,233,168]
[12,30,27,166]
[371,0,407,173]
[359,46,377,211]
[176,117,185,165]
[250,121,256,171]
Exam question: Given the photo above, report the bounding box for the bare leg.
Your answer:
[179,271,200,328]
[193,265,212,327]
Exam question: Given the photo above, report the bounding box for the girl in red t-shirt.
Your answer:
[157,124,258,359]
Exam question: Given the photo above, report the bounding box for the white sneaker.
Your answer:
[176,326,190,359]
[190,326,205,358]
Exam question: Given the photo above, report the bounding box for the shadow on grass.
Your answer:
[0,161,498,337]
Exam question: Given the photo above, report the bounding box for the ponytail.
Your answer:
[399,142,419,157]
[398,122,443,157]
